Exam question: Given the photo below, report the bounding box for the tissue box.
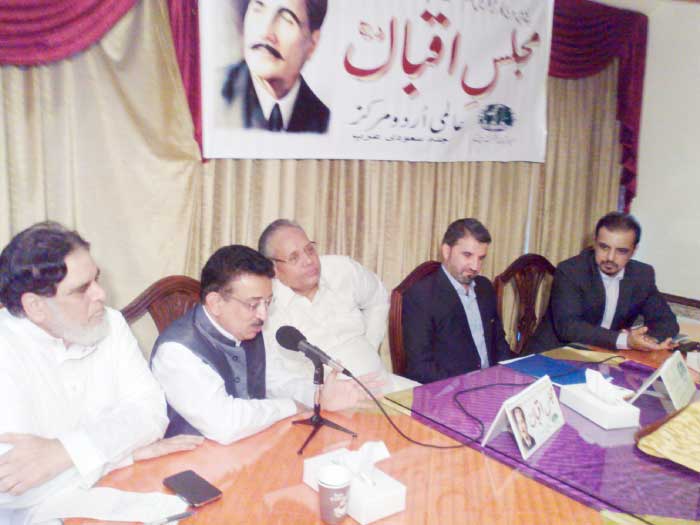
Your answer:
[560,383,640,429]
[303,448,406,524]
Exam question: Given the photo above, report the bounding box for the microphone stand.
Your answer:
[293,359,357,454]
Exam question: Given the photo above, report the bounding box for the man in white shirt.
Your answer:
[526,212,679,352]
[258,220,409,391]
[150,244,368,445]
[0,222,200,525]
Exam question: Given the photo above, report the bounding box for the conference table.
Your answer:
[66,347,686,525]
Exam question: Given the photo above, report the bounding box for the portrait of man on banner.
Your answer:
[215,0,330,134]
[200,0,553,161]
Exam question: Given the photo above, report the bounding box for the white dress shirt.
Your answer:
[263,255,417,392]
[0,307,167,524]
[151,306,315,446]
[599,269,628,349]
[250,73,301,130]
[442,266,489,368]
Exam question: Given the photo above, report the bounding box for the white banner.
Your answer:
[200,0,553,161]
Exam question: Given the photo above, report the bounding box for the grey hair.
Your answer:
[258,219,304,258]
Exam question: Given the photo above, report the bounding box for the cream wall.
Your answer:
[597,0,700,300]
[631,1,700,300]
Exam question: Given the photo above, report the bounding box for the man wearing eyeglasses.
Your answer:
[150,244,362,444]
[259,220,409,391]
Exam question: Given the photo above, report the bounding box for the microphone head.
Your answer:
[275,325,305,351]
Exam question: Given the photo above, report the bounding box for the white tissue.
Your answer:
[686,352,700,373]
[584,369,632,405]
[302,442,406,525]
[330,441,390,485]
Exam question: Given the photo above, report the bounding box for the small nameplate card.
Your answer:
[629,352,696,411]
[482,375,565,460]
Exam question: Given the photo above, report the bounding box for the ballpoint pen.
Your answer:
[144,510,194,525]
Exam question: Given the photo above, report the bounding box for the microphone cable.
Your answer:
[451,354,626,442]
[349,372,466,449]
[352,354,625,449]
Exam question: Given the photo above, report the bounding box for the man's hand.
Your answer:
[627,326,679,352]
[0,433,72,496]
[132,435,204,462]
[320,370,386,412]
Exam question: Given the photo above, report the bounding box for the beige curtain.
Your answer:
[496,66,621,350]
[529,65,621,263]
[195,158,534,287]
[0,0,619,362]
[0,0,201,309]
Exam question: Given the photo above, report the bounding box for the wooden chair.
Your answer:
[121,275,201,333]
[494,254,555,355]
[388,261,441,375]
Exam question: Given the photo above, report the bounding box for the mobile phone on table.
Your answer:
[674,341,700,353]
[163,470,222,507]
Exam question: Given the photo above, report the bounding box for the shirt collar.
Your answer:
[271,272,328,309]
[202,305,241,346]
[250,74,302,131]
[441,265,476,297]
[2,309,98,361]
[599,267,625,283]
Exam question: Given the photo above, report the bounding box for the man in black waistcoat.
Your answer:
[150,245,367,444]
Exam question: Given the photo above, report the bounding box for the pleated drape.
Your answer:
[0,0,620,361]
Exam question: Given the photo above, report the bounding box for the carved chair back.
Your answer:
[388,261,441,375]
[494,254,555,355]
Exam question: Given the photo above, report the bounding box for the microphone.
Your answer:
[275,326,352,377]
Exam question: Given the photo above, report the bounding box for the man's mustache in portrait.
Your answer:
[250,42,283,60]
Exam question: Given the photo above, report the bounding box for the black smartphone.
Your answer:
[674,341,700,353]
[163,470,222,507]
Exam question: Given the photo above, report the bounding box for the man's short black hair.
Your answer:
[442,218,492,247]
[0,221,89,316]
[241,0,327,32]
[304,0,327,32]
[595,212,641,246]
[200,244,275,301]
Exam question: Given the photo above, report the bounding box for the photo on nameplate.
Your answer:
[199,0,554,161]
[483,375,564,460]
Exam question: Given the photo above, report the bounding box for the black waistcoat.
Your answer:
[150,304,266,437]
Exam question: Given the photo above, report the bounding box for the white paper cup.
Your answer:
[317,464,352,524]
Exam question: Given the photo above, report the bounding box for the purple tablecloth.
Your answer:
[403,361,700,521]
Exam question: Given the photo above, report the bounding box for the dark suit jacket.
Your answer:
[402,268,512,384]
[221,61,329,133]
[526,248,679,352]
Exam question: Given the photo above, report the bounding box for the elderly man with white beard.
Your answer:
[0,222,200,525]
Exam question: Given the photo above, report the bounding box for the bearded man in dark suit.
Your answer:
[526,212,679,353]
[402,218,513,384]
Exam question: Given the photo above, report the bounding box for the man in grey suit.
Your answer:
[526,212,679,353]
[221,0,329,133]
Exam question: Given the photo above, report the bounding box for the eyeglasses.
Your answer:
[270,241,317,266]
[225,294,274,312]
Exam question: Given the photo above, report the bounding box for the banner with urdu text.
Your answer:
[200,0,553,161]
